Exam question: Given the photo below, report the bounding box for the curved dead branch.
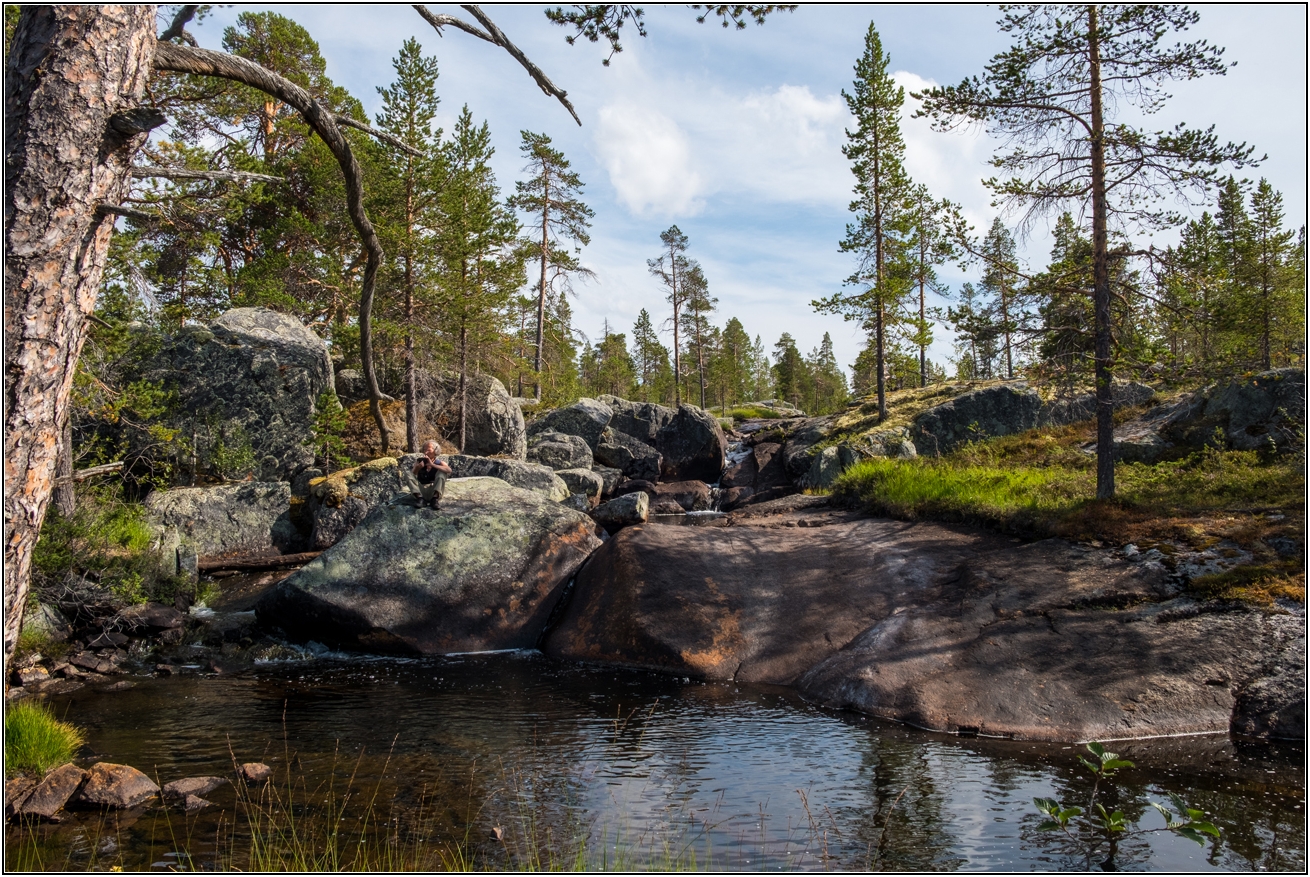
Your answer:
[153,41,392,453]
[131,166,284,184]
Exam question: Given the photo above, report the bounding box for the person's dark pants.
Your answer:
[417,473,447,506]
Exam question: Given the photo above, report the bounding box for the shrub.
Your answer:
[5,702,85,778]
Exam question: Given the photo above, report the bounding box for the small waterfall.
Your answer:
[705,438,751,513]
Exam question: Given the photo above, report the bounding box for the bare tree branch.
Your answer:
[334,115,423,157]
[413,4,582,126]
[131,166,285,184]
[96,203,160,223]
[153,41,393,452]
[54,461,124,486]
[159,4,199,44]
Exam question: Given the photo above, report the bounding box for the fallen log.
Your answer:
[198,551,322,573]
[55,461,124,485]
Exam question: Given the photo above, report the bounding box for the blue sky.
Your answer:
[188,5,1307,381]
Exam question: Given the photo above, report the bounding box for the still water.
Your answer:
[11,652,1305,871]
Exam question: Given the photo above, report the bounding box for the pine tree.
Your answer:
[711,317,753,412]
[979,218,1026,378]
[814,21,909,421]
[374,38,445,451]
[946,281,1001,380]
[900,184,958,387]
[508,131,594,401]
[630,309,671,403]
[772,333,806,409]
[916,6,1259,498]
[679,263,718,408]
[648,226,695,406]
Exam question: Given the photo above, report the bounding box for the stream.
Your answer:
[8,651,1304,871]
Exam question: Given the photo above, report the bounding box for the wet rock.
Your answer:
[655,405,727,483]
[256,477,602,655]
[650,500,685,516]
[1231,620,1305,740]
[652,480,712,512]
[720,452,757,489]
[76,763,160,809]
[146,482,300,568]
[556,468,604,506]
[5,776,37,819]
[613,479,657,498]
[19,764,88,820]
[911,383,1043,456]
[751,442,790,490]
[134,307,333,482]
[591,492,649,533]
[594,429,662,482]
[162,776,228,802]
[448,456,569,502]
[545,516,1302,743]
[183,794,213,812]
[239,763,273,784]
[719,486,755,512]
[590,465,622,497]
[527,431,594,471]
[527,398,613,450]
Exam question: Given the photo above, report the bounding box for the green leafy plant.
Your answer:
[5,701,85,778]
[1033,742,1219,869]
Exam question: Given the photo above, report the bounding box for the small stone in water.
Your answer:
[240,762,273,784]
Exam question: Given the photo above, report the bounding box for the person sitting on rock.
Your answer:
[412,440,452,509]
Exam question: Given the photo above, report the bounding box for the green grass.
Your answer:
[4,702,85,778]
[722,405,789,421]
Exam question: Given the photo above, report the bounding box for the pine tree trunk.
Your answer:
[459,321,468,453]
[4,5,158,663]
[534,182,549,402]
[405,273,417,453]
[919,270,928,387]
[1088,6,1115,500]
[671,248,682,407]
[54,415,76,519]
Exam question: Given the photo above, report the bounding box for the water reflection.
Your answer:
[8,653,1304,872]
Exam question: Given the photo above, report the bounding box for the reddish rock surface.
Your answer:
[75,763,158,809]
[543,507,1303,743]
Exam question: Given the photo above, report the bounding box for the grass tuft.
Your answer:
[5,702,85,778]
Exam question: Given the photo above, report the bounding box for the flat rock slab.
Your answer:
[257,478,602,655]
[16,764,87,820]
[543,513,1303,743]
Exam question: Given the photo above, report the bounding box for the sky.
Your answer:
[187,5,1307,382]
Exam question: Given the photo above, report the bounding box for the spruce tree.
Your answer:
[814,21,909,421]
[916,5,1260,498]
[900,185,958,387]
[979,218,1025,379]
[679,263,718,408]
[630,309,671,403]
[508,131,594,401]
[1243,180,1298,371]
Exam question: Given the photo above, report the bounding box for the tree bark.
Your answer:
[4,5,158,663]
[1088,6,1115,500]
[534,178,549,401]
[53,415,76,518]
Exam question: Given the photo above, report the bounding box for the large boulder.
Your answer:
[654,405,727,483]
[448,455,569,502]
[1164,368,1305,454]
[594,429,662,482]
[781,417,833,481]
[75,763,160,809]
[306,457,412,550]
[138,307,333,481]
[597,395,677,445]
[526,398,613,450]
[256,478,602,654]
[652,480,712,512]
[1039,381,1156,427]
[591,492,649,533]
[16,764,87,820]
[527,431,594,471]
[556,468,605,506]
[543,513,1304,743]
[910,383,1043,456]
[146,482,300,566]
[415,370,527,460]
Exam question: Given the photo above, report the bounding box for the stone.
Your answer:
[1231,623,1305,740]
[544,515,1303,743]
[414,370,528,460]
[556,468,604,504]
[527,431,594,471]
[781,418,833,481]
[751,443,789,490]
[183,794,213,812]
[655,405,728,483]
[162,776,228,802]
[650,500,685,516]
[16,666,49,687]
[146,482,300,566]
[239,763,273,784]
[720,452,757,489]
[447,456,569,502]
[5,776,37,819]
[1039,381,1156,426]
[306,457,412,549]
[527,398,613,450]
[652,480,712,512]
[19,764,87,820]
[613,479,657,498]
[75,763,159,809]
[911,383,1043,456]
[333,368,368,405]
[256,477,602,654]
[590,465,622,497]
[136,307,333,482]
[21,603,71,643]
[594,429,663,482]
[117,602,184,632]
[591,492,649,533]
[597,395,677,445]
[1169,368,1305,454]
[719,486,755,512]
[562,493,591,512]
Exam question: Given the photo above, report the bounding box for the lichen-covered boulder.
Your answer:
[527,431,594,471]
[556,468,604,505]
[591,464,622,497]
[448,455,569,502]
[781,418,833,481]
[256,478,602,654]
[594,429,662,482]
[910,383,1043,456]
[655,405,727,483]
[1166,368,1305,454]
[306,457,412,549]
[1039,381,1156,427]
[416,370,527,460]
[146,482,300,564]
[591,491,649,533]
[139,307,333,481]
[527,398,613,450]
[597,395,677,445]
[805,446,859,489]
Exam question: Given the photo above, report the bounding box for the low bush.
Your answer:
[5,702,85,778]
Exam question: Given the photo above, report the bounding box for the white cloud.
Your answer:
[594,103,705,217]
